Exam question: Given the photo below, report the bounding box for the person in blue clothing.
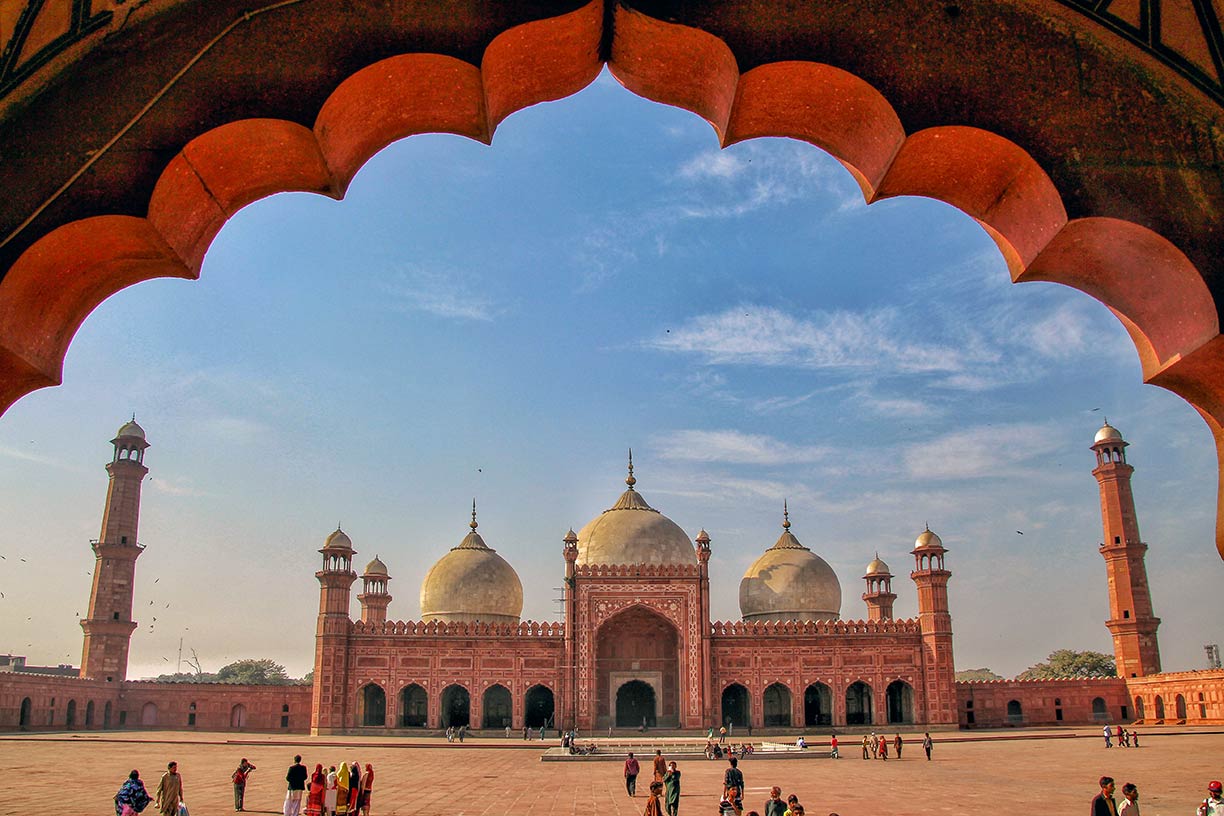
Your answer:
[115,769,152,816]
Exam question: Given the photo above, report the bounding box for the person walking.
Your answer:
[1197,781,1224,816]
[1091,776,1118,816]
[894,734,903,759]
[115,769,152,816]
[624,751,640,797]
[285,755,308,816]
[305,765,326,816]
[723,756,745,815]
[232,758,256,812]
[644,780,665,816]
[878,734,888,760]
[154,761,184,816]
[1117,783,1140,815]
[663,761,681,816]
[764,786,785,816]
[922,732,933,761]
[829,734,839,759]
[653,749,668,783]
[1116,725,1127,747]
[324,766,338,816]
[861,735,870,760]
[360,763,373,816]
[1103,724,1113,748]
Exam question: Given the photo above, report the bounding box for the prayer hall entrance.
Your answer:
[595,605,680,729]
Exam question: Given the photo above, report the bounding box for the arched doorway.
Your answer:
[141,702,158,726]
[524,685,554,729]
[441,684,470,728]
[1092,697,1107,720]
[886,681,914,724]
[1007,700,1023,723]
[595,605,680,728]
[231,703,247,729]
[1154,695,1166,720]
[400,684,427,727]
[65,699,77,729]
[103,701,112,729]
[804,683,832,727]
[615,680,657,728]
[721,684,749,731]
[360,684,386,727]
[18,698,31,729]
[845,682,873,726]
[763,683,792,727]
[482,684,512,729]
[1175,694,1187,720]
[85,700,95,728]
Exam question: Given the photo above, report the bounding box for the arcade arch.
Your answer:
[763,683,792,728]
[721,684,749,730]
[595,605,680,729]
[804,683,832,727]
[400,684,428,727]
[441,684,470,729]
[141,702,158,726]
[524,685,555,729]
[231,703,247,729]
[845,682,873,726]
[358,683,386,727]
[886,680,915,724]
[482,684,512,729]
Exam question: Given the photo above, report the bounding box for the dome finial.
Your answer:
[470,499,478,531]
[782,499,790,530]
[626,448,636,489]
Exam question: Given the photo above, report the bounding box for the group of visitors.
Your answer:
[703,740,753,759]
[625,750,682,815]
[858,731,930,760]
[1102,724,1141,748]
[290,755,374,816]
[113,761,184,816]
[446,724,466,742]
[1092,775,1224,814]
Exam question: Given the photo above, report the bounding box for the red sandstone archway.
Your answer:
[595,604,680,728]
[1,1,1223,558]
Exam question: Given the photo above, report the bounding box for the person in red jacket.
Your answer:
[624,752,640,797]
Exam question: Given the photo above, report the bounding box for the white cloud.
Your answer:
[902,423,1066,481]
[0,444,72,469]
[380,265,496,321]
[678,151,746,180]
[149,477,210,498]
[648,305,974,376]
[653,429,830,465]
[858,394,939,419]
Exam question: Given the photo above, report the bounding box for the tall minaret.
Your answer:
[310,527,357,734]
[1091,421,1161,677]
[357,556,392,625]
[862,553,896,621]
[911,526,956,724]
[80,418,149,681]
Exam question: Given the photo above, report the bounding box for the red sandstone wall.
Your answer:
[956,678,1130,727]
[0,672,117,729]
[1125,669,1224,723]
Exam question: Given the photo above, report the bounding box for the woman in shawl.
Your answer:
[334,762,349,816]
[360,764,373,816]
[324,767,338,816]
[643,780,664,816]
[347,761,362,816]
[305,764,326,816]
[115,770,152,816]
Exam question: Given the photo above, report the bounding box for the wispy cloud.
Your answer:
[149,477,210,498]
[380,265,496,321]
[647,305,979,376]
[902,423,1066,480]
[653,429,830,465]
[0,444,74,470]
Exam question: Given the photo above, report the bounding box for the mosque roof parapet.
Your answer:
[956,676,1125,685]
[351,619,564,638]
[574,562,702,578]
[709,618,921,637]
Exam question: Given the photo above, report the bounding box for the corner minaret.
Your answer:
[1091,421,1161,677]
[862,553,896,621]
[911,526,956,724]
[80,417,149,682]
[311,526,357,734]
[358,555,392,625]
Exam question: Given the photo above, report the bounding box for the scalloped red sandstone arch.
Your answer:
[0,1,1221,558]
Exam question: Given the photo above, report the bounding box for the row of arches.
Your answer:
[357,682,555,729]
[18,697,112,729]
[719,680,915,728]
[1134,693,1202,721]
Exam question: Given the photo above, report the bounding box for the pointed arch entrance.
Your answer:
[721,684,749,731]
[804,683,832,726]
[595,605,680,728]
[763,683,792,727]
[400,684,427,727]
[886,680,914,724]
[845,682,873,725]
[524,685,555,729]
[441,684,470,728]
[482,684,512,729]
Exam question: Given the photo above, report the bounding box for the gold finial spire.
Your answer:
[626,448,636,489]
[782,499,791,530]
[470,499,478,530]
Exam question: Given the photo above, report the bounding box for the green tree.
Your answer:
[955,667,1004,682]
[1017,649,1116,680]
[215,658,292,685]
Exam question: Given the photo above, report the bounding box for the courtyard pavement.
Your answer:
[3,727,1221,815]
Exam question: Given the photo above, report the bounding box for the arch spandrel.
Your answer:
[0,0,1223,558]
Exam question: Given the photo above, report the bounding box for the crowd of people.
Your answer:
[112,755,375,816]
[1102,724,1141,748]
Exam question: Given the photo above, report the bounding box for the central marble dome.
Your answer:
[419,505,523,624]
[739,506,841,622]
[575,459,696,567]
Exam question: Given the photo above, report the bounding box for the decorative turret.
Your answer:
[910,524,955,724]
[1091,421,1161,677]
[80,417,150,682]
[311,525,358,734]
[358,555,392,625]
[862,553,896,621]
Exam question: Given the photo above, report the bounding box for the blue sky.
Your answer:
[0,70,1219,680]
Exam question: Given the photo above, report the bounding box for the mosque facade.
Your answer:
[0,420,1221,733]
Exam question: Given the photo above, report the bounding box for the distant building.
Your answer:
[0,419,1220,732]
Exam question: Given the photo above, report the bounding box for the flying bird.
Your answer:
[1016,530,1024,535]
[154,579,159,583]
[19,558,25,562]
[1091,407,1101,411]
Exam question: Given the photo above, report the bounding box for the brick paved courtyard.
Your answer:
[3,728,1221,815]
